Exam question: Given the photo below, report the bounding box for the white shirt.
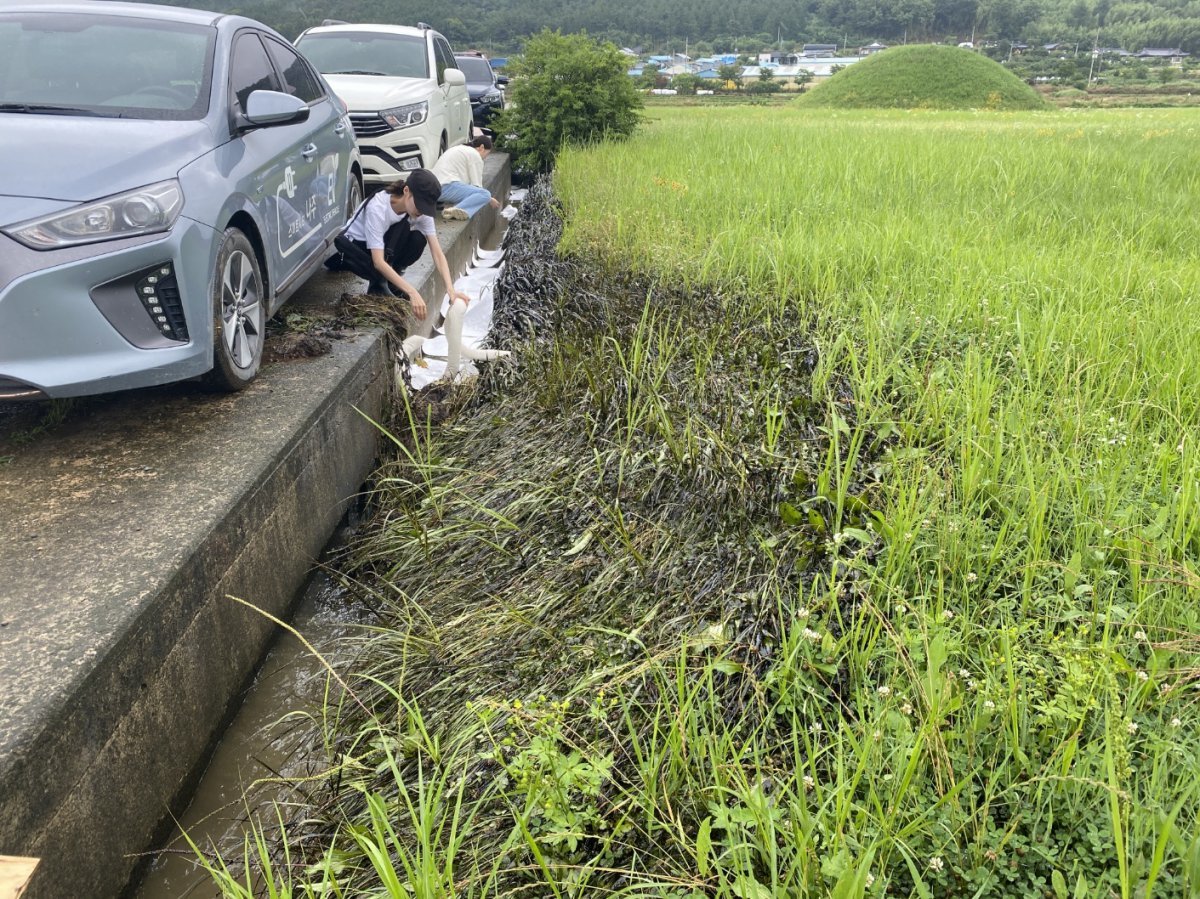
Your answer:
[431,144,484,187]
[345,191,436,250]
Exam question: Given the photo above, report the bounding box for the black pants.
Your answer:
[329,220,427,292]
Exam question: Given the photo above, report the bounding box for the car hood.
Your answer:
[0,115,215,223]
[324,75,434,112]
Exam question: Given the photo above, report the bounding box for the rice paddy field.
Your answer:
[205,107,1200,898]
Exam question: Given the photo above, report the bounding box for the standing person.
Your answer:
[336,169,470,318]
[431,136,502,221]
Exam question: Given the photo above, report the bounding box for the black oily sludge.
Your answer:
[228,175,899,898]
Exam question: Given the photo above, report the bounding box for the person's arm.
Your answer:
[426,233,471,306]
[468,155,501,208]
[369,248,426,318]
[467,151,485,187]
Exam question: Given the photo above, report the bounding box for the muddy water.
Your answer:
[130,562,365,899]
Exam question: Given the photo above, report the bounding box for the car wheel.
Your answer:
[439,132,448,158]
[345,171,363,221]
[206,227,265,391]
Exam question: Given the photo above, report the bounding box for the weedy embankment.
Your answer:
[204,107,1200,899]
[199,180,896,898]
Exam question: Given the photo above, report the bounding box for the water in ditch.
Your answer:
[129,553,366,899]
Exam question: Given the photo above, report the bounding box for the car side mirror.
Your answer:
[495,75,509,87]
[242,90,310,128]
[444,68,467,86]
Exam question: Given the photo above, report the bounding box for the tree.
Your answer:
[717,62,743,88]
[494,30,643,173]
[671,72,703,93]
[638,63,662,89]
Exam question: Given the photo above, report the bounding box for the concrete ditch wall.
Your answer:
[0,156,510,899]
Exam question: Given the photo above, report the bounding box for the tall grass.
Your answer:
[550,106,1200,893]
[204,109,1200,897]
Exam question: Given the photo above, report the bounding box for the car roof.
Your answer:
[300,23,433,39]
[0,2,223,26]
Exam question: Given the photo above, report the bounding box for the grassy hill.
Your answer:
[797,44,1048,110]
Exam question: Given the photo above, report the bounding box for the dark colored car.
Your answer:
[454,53,505,129]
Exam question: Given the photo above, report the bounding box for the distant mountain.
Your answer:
[145,0,1200,55]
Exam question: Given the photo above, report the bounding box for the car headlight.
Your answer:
[380,101,428,129]
[4,180,184,250]
[482,89,503,103]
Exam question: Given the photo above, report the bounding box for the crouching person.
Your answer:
[332,169,470,319]
[431,136,502,221]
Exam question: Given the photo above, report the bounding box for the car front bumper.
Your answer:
[471,98,503,127]
[0,220,218,399]
[350,116,439,186]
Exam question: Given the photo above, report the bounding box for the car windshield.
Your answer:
[0,12,213,120]
[297,32,429,79]
[454,57,493,82]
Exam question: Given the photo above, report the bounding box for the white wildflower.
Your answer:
[802,627,821,643]
[984,700,996,710]
[1127,721,1139,735]
[928,856,944,872]
[942,609,955,621]
[1171,716,1182,728]
[803,774,815,790]
[877,685,892,697]
[901,702,914,715]
[966,571,978,583]
[1137,670,1149,682]
[1133,630,1147,642]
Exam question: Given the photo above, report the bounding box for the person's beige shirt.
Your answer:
[431,144,484,187]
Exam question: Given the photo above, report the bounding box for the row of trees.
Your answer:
[638,64,814,93]
[162,0,1200,53]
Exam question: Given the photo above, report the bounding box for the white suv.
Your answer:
[295,23,472,187]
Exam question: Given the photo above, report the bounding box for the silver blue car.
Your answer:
[0,2,363,398]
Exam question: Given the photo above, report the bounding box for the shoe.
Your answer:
[442,206,469,221]
[365,279,387,295]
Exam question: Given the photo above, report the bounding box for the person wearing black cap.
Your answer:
[337,168,470,318]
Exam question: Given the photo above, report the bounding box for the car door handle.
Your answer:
[333,121,346,136]
[300,143,318,160]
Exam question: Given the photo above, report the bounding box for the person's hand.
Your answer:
[410,291,427,318]
[489,197,501,209]
[454,289,471,306]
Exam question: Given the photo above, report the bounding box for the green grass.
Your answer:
[796,45,1047,110]
[203,107,1200,897]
